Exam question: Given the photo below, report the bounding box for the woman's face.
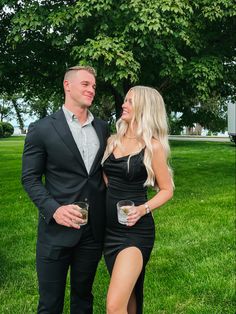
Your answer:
[121,91,134,122]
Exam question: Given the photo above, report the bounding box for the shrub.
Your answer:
[0,122,14,138]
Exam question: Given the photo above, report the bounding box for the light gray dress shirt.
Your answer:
[63,106,100,173]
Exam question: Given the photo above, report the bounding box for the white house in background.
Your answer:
[181,124,228,137]
[13,126,25,135]
[228,102,236,143]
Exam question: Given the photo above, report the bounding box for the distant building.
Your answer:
[228,102,236,143]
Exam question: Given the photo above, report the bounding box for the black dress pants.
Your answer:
[36,225,102,314]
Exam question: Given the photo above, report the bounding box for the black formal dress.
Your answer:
[103,148,155,313]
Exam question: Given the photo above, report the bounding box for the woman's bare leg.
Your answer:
[106,247,143,314]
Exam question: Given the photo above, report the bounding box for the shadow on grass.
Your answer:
[0,249,35,288]
[0,251,8,287]
[170,140,234,148]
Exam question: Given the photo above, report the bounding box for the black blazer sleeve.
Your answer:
[21,122,60,223]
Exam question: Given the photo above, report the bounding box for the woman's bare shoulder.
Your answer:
[151,138,163,153]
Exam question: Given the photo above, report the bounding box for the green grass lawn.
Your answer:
[0,137,235,313]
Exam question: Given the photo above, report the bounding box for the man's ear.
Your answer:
[63,79,70,92]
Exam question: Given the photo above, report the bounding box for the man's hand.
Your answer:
[53,205,84,229]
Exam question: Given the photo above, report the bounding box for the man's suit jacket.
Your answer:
[22,109,109,247]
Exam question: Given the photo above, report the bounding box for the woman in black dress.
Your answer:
[102,86,174,313]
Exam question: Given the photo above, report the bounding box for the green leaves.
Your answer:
[72,35,139,86]
[1,0,235,129]
[201,0,236,20]
[187,56,223,93]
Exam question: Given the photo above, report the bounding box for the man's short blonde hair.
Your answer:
[64,65,96,80]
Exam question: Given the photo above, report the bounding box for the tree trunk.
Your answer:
[114,93,123,120]
[12,99,25,134]
[106,84,123,120]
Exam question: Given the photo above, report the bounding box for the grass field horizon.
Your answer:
[0,137,235,313]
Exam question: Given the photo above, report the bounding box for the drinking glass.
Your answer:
[117,200,134,225]
[73,201,89,225]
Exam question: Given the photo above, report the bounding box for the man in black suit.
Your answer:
[22,65,109,313]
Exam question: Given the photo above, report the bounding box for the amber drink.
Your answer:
[117,200,134,225]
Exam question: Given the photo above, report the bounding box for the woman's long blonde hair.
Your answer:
[102,86,173,188]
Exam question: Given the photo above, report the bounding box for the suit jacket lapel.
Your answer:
[51,109,87,172]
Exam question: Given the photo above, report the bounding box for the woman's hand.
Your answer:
[126,205,146,226]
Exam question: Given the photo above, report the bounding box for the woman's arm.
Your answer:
[127,139,173,226]
[144,139,173,211]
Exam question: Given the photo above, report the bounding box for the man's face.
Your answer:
[65,70,96,108]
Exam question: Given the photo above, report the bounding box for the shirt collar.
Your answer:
[63,105,94,125]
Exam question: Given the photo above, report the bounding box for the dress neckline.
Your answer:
[111,147,145,160]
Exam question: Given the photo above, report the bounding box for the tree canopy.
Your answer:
[1,0,235,131]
